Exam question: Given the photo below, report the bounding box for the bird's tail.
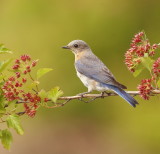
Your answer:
[102,83,138,107]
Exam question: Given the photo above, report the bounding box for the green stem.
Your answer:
[28,72,39,92]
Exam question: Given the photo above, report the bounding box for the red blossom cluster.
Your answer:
[125,32,160,100]
[2,55,41,117]
[137,57,160,99]
[152,57,160,78]
[23,94,40,117]
[137,79,153,100]
[125,32,159,72]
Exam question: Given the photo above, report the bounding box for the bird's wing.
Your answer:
[75,55,120,86]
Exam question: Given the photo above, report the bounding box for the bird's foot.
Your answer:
[77,92,90,101]
[77,91,90,97]
[101,92,105,98]
[100,91,110,98]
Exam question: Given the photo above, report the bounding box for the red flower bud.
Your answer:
[15,59,20,64]
[26,66,30,69]
[9,76,15,82]
[44,98,49,102]
[21,55,31,62]
[32,61,37,67]
[12,64,20,70]
[16,72,20,78]
[23,70,27,74]
[22,78,27,83]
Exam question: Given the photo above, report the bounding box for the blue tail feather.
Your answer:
[102,83,138,107]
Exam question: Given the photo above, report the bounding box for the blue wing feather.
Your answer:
[75,59,138,107]
[102,83,138,107]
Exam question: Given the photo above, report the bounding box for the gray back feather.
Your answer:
[75,51,120,86]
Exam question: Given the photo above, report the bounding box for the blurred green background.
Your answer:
[0,0,160,154]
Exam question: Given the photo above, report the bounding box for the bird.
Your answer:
[62,40,138,107]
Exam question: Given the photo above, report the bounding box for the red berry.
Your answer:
[27,69,31,72]
[32,61,37,67]
[22,78,27,83]
[44,98,49,102]
[23,70,27,74]
[15,82,19,87]
[16,72,20,78]
[15,59,20,64]
[12,64,20,70]
[21,55,31,62]
[9,76,15,82]
[26,65,30,69]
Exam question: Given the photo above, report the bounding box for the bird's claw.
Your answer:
[77,93,84,97]
[77,92,90,101]
[77,93,84,101]
[77,92,89,96]
[101,92,105,98]
[101,91,110,98]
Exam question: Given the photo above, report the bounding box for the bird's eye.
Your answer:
[74,44,78,48]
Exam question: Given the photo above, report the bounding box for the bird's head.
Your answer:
[62,40,91,54]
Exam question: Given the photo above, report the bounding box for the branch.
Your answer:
[12,89,160,116]
[58,89,160,100]
[15,89,160,104]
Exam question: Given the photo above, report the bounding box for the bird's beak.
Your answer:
[62,46,70,49]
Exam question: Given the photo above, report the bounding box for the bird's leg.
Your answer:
[101,91,105,98]
[100,91,110,98]
[77,87,92,96]
[77,89,92,102]
[77,91,90,102]
[77,91,90,97]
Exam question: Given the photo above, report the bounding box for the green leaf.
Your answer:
[0,74,6,81]
[0,129,13,150]
[0,103,6,114]
[27,80,39,90]
[133,68,143,77]
[0,59,12,73]
[132,63,144,77]
[0,130,2,138]
[37,68,53,79]
[38,89,48,100]
[0,95,6,116]
[157,79,160,88]
[6,114,24,135]
[0,44,12,54]
[48,87,63,102]
[141,57,154,72]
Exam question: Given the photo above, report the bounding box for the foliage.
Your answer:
[125,31,160,99]
[0,46,63,149]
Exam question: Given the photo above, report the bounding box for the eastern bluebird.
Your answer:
[62,40,138,107]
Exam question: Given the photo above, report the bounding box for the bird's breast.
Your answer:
[76,71,111,92]
[76,71,95,88]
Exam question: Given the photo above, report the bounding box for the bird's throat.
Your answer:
[75,51,85,61]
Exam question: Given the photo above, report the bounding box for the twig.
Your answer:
[14,90,160,109]
[16,112,26,116]
[16,90,160,103]
[58,90,160,100]
[4,89,157,116]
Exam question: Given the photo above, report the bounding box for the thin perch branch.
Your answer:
[14,89,160,115]
[58,90,160,100]
[16,89,160,104]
